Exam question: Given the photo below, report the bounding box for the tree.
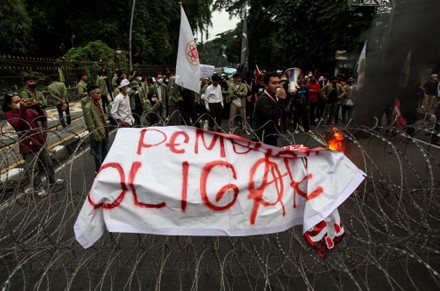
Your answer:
[213,0,374,73]
[18,0,215,65]
[0,0,33,54]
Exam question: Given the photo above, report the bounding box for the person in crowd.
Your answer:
[220,74,230,119]
[180,87,197,126]
[111,78,135,127]
[78,72,89,110]
[255,71,287,146]
[97,68,111,113]
[20,75,48,136]
[341,76,356,124]
[399,78,425,137]
[112,68,124,89]
[48,74,71,128]
[83,84,109,173]
[321,76,345,125]
[195,77,209,128]
[430,103,440,146]
[129,82,144,127]
[142,92,162,126]
[282,75,294,133]
[228,73,249,134]
[317,73,329,121]
[3,93,64,196]
[150,73,168,119]
[203,74,224,132]
[167,76,183,125]
[307,75,321,125]
[139,76,150,103]
[245,72,257,128]
[292,76,310,133]
[422,73,439,112]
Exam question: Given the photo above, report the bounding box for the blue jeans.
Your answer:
[56,103,71,127]
[90,137,109,172]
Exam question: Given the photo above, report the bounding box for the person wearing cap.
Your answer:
[48,74,71,128]
[20,75,49,136]
[228,73,249,134]
[83,84,109,173]
[3,93,64,197]
[202,74,224,132]
[78,72,89,110]
[111,78,135,127]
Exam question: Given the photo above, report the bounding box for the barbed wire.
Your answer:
[1,115,440,290]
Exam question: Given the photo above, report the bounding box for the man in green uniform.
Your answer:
[20,75,48,136]
[97,68,111,113]
[48,74,71,128]
[78,72,89,110]
[83,84,109,173]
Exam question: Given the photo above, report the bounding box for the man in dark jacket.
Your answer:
[255,71,287,146]
[3,93,64,196]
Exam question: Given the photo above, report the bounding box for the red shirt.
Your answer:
[5,105,46,154]
[307,82,321,103]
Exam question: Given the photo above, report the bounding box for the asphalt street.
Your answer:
[1,105,440,289]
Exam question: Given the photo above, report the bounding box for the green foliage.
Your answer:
[63,41,118,83]
[16,0,214,65]
[0,0,33,54]
[213,0,374,73]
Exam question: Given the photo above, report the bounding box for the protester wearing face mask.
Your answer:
[3,93,64,197]
[20,75,49,137]
[111,78,135,127]
[150,73,169,119]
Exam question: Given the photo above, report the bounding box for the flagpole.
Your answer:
[129,0,136,73]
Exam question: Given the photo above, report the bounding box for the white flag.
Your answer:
[175,5,201,93]
[356,41,367,90]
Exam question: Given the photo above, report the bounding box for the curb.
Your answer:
[1,130,89,189]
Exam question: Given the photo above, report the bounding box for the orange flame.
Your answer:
[327,127,345,153]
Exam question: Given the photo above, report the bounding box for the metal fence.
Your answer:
[0,53,170,119]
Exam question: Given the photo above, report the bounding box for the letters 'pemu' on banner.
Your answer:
[74,127,365,257]
[175,4,201,94]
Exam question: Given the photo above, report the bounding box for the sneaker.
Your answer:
[245,130,251,135]
[25,188,34,195]
[50,178,64,185]
[37,189,48,197]
[294,130,300,134]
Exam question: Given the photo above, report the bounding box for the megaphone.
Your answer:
[285,67,302,93]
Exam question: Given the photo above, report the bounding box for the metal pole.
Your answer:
[129,0,136,73]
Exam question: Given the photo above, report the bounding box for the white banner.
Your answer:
[175,5,201,94]
[74,127,365,249]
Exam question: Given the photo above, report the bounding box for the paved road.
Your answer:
[1,108,440,289]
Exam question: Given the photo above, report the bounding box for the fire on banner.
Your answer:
[74,127,365,257]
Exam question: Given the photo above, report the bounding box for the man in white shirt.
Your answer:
[111,78,135,127]
[202,74,224,132]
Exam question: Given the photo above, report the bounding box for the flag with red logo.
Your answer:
[175,4,201,93]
